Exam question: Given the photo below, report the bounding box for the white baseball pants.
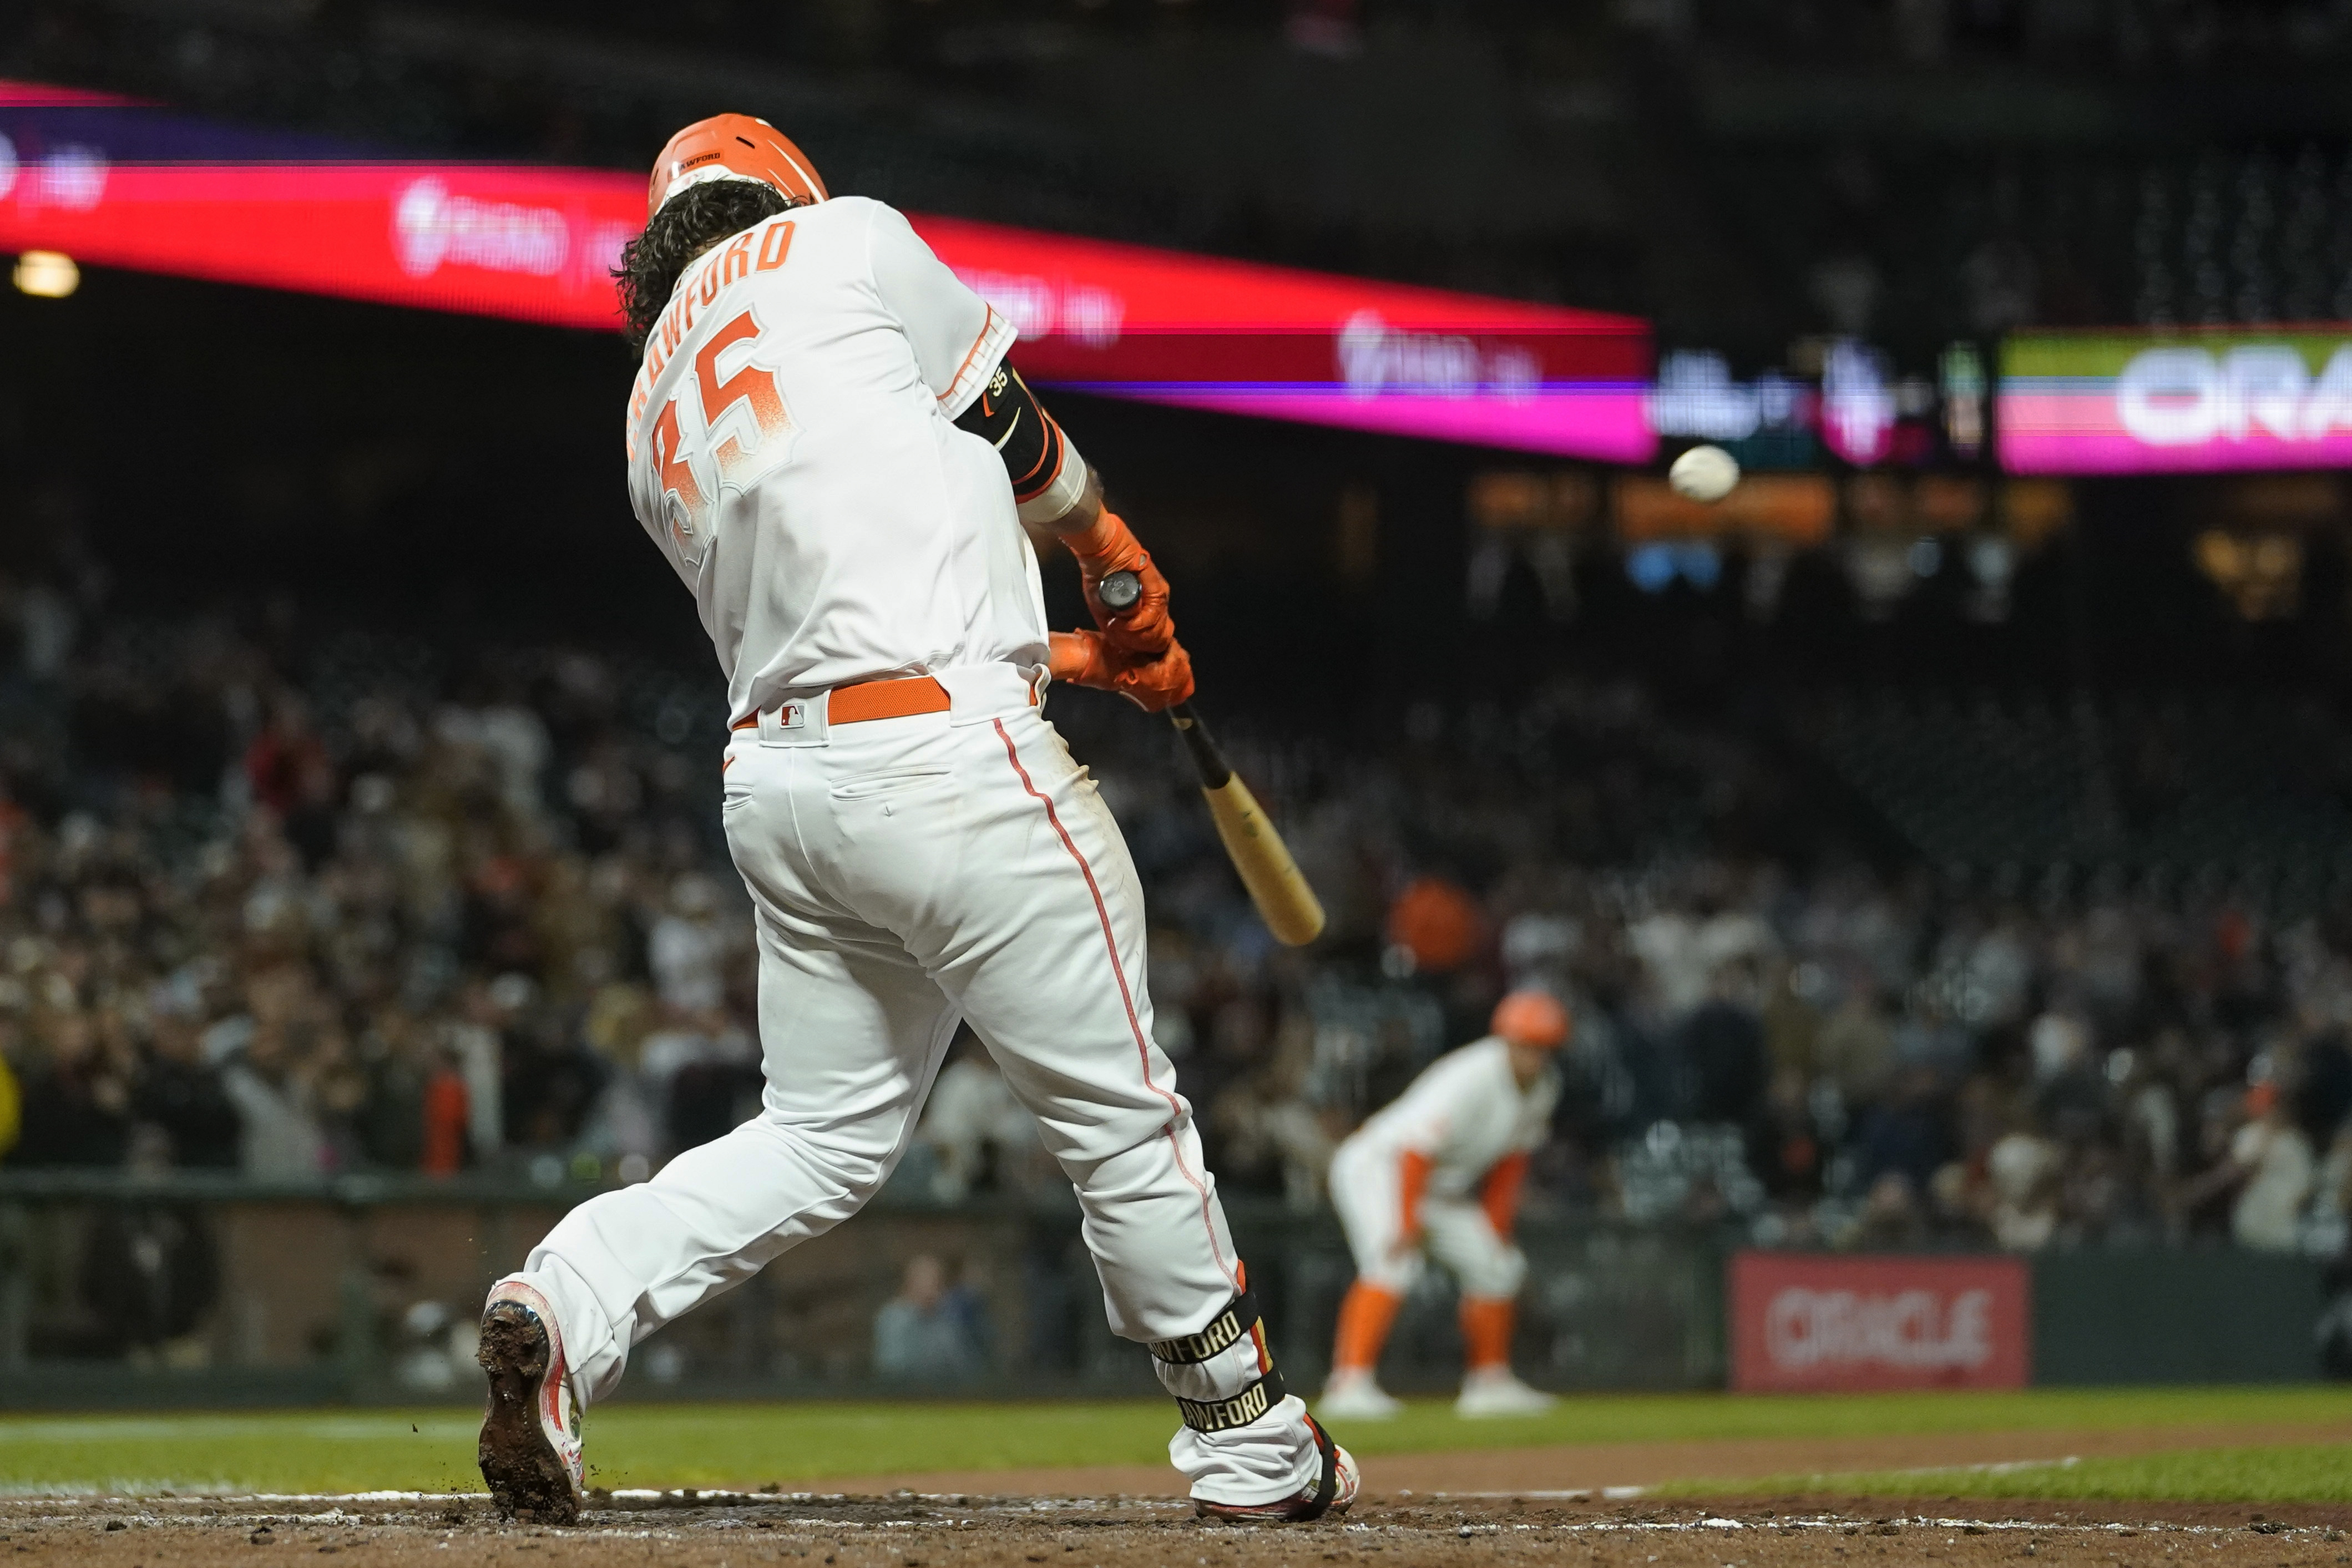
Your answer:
[505,665,1318,1504]
[1327,1137,1527,1299]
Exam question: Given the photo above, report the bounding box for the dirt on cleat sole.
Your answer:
[476,1304,580,1525]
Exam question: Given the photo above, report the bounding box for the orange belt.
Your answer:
[731,675,952,732]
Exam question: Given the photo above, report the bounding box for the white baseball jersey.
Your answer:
[623,195,1044,721]
[1327,1037,1557,1298]
[1343,1036,1559,1198]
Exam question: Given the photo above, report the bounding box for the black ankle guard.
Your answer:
[1150,1288,1263,1366]
[1174,1365,1287,1433]
[1302,1413,1341,1512]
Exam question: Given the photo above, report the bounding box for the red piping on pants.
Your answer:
[990,717,1238,1295]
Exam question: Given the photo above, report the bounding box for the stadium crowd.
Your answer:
[2,585,2350,1267]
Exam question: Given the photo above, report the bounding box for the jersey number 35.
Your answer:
[650,301,794,569]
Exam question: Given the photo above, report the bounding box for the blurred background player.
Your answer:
[1319,990,1570,1420]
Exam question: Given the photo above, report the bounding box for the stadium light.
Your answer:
[12,249,77,297]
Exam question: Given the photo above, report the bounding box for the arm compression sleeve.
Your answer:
[953,360,1090,524]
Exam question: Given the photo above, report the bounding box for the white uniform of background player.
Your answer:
[1320,990,1569,1420]
[471,116,1354,1526]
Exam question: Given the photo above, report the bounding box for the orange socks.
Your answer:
[1331,1282,1403,1373]
[1337,1287,1516,1374]
[1460,1296,1515,1370]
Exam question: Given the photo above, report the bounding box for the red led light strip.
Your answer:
[0,95,1652,458]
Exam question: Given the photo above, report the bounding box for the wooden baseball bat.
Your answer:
[1094,567,1324,945]
[1167,703,1326,947]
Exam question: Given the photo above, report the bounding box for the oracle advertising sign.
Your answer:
[1727,1252,2031,1393]
[0,80,1652,461]
[2000,330,2352,474]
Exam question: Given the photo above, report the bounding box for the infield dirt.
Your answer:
[12,1417,2351,1568]
[6,1491,2350,1568]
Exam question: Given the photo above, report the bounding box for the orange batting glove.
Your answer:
[1049,629,1195,712]
[1064,510,1174,656]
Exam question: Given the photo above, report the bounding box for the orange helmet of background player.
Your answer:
[1491,989,1571,1050]
[647,114,827,221]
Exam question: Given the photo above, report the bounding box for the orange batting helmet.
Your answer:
[647,114,827,221]
[1491,989,1571,1050]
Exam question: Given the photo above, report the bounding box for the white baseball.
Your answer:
[1668,444,1740,503]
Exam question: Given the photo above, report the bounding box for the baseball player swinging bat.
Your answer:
[474,112,1359,1530]
[1099,569,1326,947]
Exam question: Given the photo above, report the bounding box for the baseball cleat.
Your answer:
[1454,1366,1557,1418]
[1193,1415,1359,1523]
[1316,1369,1403,1422]
[476,1281,585,1524]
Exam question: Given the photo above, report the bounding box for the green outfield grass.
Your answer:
[0,1387,2341,1498]
[1665,1441,2352,1505]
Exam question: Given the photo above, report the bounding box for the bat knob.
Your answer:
[1097,569,1142,612]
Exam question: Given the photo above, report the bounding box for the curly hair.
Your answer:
[614,180,798,348]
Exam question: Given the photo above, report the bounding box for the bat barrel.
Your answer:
[1169,704,1323,945]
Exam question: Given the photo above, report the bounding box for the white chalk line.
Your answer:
[1426,1453,2088,1503]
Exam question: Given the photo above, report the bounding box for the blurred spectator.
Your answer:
[419,1046,471,1176]
[872,1254,988,1382]
[649,875,729,1012]
[644,1006,758,1155]
[448,986,508,1167]
[1838,1170,1925,1251]
[1813,980,1895,1109]
[917,1033,1038,1202]
[1633,891,1775,1023]
[243,694,337,867]
[1752,1068,1824,1201]
[1207,1014,1336,1211]
[1679,964,1768,1122]
[217,1019,328,1179]
[1986,1130,2062,1252]
[2227,1084,2316,1252]
[348,1012,431,1170]
[500,992,609,1151]
[135,1009,240,1169]
[1385,877,1484,975]
[13,1007,134,1168]
[1850,1066,1950,1199]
